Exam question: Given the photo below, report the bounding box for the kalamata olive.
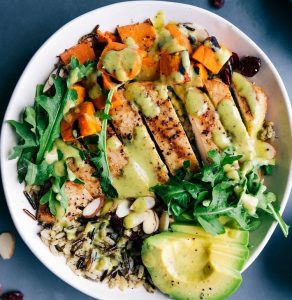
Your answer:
[220,68,232,85]
[238,56,261,77]
[211,0,225,9]
[230,52,240,69]
[1,291,23,300]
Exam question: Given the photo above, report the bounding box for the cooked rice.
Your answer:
[40,215,155,292]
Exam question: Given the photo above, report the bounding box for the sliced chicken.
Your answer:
[110,90,169,183]
[37,204,55,224]
[204,78,275,162]
[168,90,200,157]
[110,91,143,141]
[232,72,267,138]
[106,126,129,178]
[173,84,231,162]
[67,159,103,199]
[64,181,94,221]
[204,78,254,161]
[124,82,200,173]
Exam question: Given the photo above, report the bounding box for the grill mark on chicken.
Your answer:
[129,82,200,174]
[106,125,129,178]
[173,85,228,162]
[110,90,169,183]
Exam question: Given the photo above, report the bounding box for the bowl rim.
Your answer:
[1,1,292,299]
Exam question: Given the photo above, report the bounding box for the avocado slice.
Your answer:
[142,231,249,300]
[155,231,249,268]
[171,223,249,246]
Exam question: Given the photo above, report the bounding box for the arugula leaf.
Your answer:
[67,57,96,88]
[25,160,52,185]
[90,89,118,198]
[257,190,289,237]
[35,84,47,138]
[35,78,76,163]
[262,165,273,175]
[40,189,57,216]
[7,119,38,159]
[151,148,289,237]
[24,106,37,133]
[197,216,225,236]
[16,148,36,183]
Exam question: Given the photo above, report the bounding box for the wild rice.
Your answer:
[40,215,154,292]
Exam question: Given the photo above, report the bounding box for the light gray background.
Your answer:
[0,0,291,299]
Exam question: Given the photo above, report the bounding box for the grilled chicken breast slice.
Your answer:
[124,82,200,173]
[64,181,94,221]
[205,78,275,162]
[173,85,231,162]
[204,78,254,161]
[37,204,55,224]
[106,126,129,178]
[110,90,169,183]
[67,159,103,199]
[232,72,267,138]
[110,91,143,142]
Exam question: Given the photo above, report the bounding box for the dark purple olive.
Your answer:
[1,291,24,300]
[211,0,225,9]
[238,56,261,77]
[230,52,240,70]
[220,68,231,85]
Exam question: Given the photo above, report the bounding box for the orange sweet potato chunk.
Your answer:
[117,22,157,51]
[59,40,96,65]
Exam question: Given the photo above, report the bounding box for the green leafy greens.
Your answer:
[90,89,118,199]
[35,78,77,163]
[8,57,98,215]
[151,149,289,237]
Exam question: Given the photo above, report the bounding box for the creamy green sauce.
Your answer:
[161,50,191,84]
[232,72,263,137]
[254,140,275,163]
[159,28,187,53]
[185,87,208,116]
[153,10,165,30]
[63,100,75,115]
[232,72,257,115]
[212,127,231,150]
[124,37,138,48]
[204,40,231,66]
[152,11,187,54]
[102,47,141,82]
[181,50,191,73]
[111,126,167,198]
[217,99,254,160]
[124,82,162,117]
[45,139,83,176]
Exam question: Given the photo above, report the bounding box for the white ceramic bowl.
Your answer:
[1,1,292,299]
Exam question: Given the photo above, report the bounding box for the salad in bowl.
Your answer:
[4,5,290,300]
